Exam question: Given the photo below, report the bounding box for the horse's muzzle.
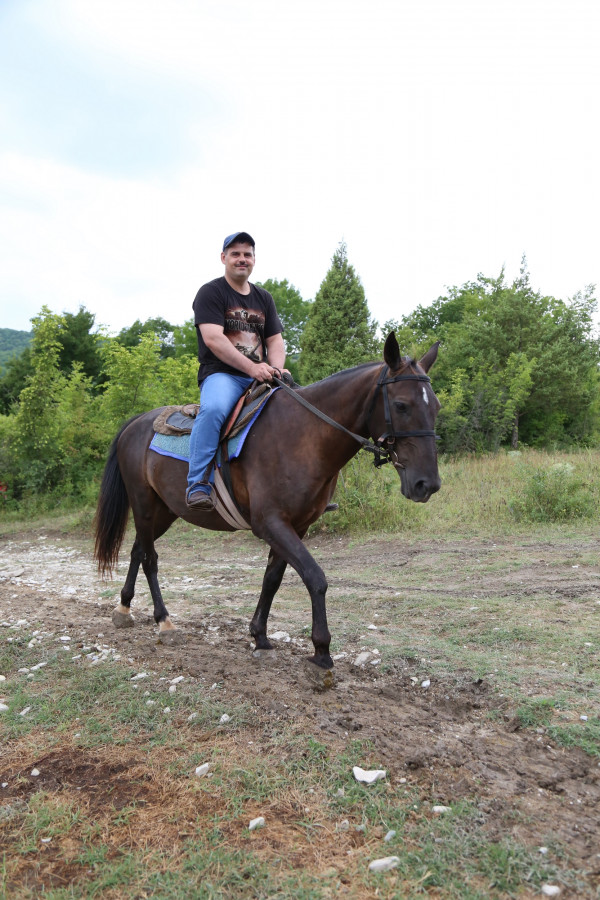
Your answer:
[398,468,441,503]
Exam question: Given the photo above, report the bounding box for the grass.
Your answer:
[0,641,585,899]
[315,446,600,536]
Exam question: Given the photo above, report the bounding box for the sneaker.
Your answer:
[186,490,215,511]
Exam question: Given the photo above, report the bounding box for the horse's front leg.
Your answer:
[257,523,333,669]
[250,550,288,649]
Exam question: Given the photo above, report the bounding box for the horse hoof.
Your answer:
[157,630,184,646]
[304,659,335,692]
[112,610,135,629]
[252,648,277,663]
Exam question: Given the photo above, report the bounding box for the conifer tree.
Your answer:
[299,242,378,384]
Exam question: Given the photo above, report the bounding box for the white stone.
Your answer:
[187,712,198,722]
[41,837,52,843]
[384,830,396,842]
[539,847,549,854]
[19,707,31,716]
[219,714,231,724]
[249,816,265,830]
[580,715,588,721]
[353,651,373,667]
[0,704,9,712]
[367,624,378,630]
[60,636,71,642]
[168,685,177,695]
[0,675,5,682]
[541,887,561,897]
[170,676,184,684]
[421,679,431,689]
[368,856,399,872]
[432,805,451,814]
[131,672,149,680]
[146,700,156,707]
[353,766,386,784]
[195,763,210,777]
[31,768,40,777]
[269,631,291,642]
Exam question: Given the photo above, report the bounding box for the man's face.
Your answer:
[221,242,255,282]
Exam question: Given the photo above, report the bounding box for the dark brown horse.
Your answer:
[94,333,441,669]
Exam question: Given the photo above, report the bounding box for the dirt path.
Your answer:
[1,524,599,886]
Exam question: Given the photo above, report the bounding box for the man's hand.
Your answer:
[252,362,276,383]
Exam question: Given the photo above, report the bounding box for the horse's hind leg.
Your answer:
[112,507,177,632]
[112,537,144,628]
[250,549,288,649]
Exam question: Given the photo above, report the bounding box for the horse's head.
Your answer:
[368,333,441,503]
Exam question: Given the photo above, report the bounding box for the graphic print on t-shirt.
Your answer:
[224,307,265,362]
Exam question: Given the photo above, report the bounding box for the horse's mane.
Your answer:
[303,356,419,389]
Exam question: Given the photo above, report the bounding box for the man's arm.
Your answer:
[265,332,286,370]
[200,323,282,383]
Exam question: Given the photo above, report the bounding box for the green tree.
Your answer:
[116,317,176,358]
[0,305,103,413]
[58,306,103,383]
[173,318,198,358]
[10,308,68,493]
[397,262,600,451]
[98,333,164,428]
[255,278,311,357]
[299,242,378,383]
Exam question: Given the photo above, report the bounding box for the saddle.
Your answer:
[152,381,275,440]
[151,382,278,531]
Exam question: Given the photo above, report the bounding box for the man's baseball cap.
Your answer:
[222,231,255,251]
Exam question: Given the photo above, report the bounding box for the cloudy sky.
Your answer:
[1,0,598,336]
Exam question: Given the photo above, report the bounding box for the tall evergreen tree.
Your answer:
[299,242,378,384]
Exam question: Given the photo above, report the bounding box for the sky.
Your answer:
[1,0,599,336]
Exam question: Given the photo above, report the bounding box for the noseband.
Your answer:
[365,365,440,468]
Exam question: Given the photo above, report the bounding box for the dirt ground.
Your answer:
[1,523,599,891]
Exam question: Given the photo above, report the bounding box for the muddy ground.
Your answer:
[1,523,599,892]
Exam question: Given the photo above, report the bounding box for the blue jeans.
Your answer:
[187,373,253,496]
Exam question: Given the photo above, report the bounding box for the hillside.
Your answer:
[0,327,32,372]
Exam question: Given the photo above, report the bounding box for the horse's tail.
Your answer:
[94,415,141,578]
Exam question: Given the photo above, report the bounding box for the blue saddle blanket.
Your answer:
[149,392,274,463]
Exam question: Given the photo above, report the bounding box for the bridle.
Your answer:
[364,365,440,467]
[273,364,440,469]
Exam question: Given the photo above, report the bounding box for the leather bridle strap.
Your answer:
[370,365,440,445]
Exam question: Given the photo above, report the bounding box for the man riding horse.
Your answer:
[186,232,289,510]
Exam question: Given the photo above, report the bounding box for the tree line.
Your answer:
[0,244,598,507]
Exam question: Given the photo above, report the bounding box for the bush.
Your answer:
[509,462,597,523]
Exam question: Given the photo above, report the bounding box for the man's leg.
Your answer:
[187,373,253,508]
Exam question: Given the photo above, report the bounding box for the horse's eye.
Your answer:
[394,401,408,414]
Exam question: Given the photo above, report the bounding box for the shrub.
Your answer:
[509,462,597,523]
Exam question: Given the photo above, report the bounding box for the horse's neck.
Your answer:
[300,364,379,436]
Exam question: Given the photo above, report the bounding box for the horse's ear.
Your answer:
[383,332,402,370]
[418,341,440,373]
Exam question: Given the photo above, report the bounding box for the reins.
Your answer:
[273,365,440,468]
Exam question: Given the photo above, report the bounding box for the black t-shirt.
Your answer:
[192,277,283,385]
